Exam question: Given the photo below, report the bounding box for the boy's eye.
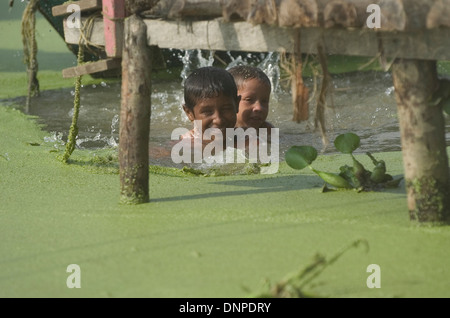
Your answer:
[200,109,214,116]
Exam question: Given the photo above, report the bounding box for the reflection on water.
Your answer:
[3,62,450,167]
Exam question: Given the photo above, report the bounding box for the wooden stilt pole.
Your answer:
[103,0,125,58]
[392,59,450,223]
[119,13,152,204]
[292,29,309,123]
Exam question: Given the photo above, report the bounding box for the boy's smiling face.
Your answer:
[183,93,239,135]
[236,78,270,129]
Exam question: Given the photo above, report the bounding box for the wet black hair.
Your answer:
[184,66,239,110]
[227,65,271,91]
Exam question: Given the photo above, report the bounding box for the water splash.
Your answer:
[12,50,449,167]
[225,52,246,69]
[179,50,282,95]
[110,114,119,135]
[257,52,281,95]
[44,132,65,149]
[179,50,215,84]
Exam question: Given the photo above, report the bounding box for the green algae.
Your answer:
[0,16,117,100]
[60,44,83,163]
[2,105,450,298]
[3,7,450,298]
[406,176,450,224]
[64,150,119,174]
[251,239,369,298]
[120,163,150,205]
[181,162,262,177]
[119,189,149,205]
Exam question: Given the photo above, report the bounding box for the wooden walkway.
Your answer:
[55,0,450,77]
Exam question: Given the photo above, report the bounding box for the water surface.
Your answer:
[4,55,450,167]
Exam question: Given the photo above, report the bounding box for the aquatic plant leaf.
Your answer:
[370,161,387,183]
[334,133,360,154]
[351,155,371,186]
[352,155,367,178]
[339,164,360,188]
[352,155,365,173]
[312,168,353,189]
[285,146,317,170]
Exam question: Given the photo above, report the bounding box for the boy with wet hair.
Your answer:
[159,67,239,161]
[174,66,278,169]
[182,66,240,142]
[227,65,274,131]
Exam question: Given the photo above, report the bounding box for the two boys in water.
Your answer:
[181,65,274,151]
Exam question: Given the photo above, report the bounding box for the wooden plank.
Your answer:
[142,19,450,61]
[62,58,121,78]
[52,0,102,17]
[63,17,105,45]
[103,0,125,57]
[63,18,450,60]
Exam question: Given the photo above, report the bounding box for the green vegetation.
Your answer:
[251,239,369,298]
[2,105,450,297]
[0,14,118,100]
[286,133,403,191]
[2,3,450,298]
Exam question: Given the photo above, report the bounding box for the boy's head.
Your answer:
[228,65,271,129]
[183,67,240,134]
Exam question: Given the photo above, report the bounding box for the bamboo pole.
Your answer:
[119,13,152,204]
[392,59,450,224]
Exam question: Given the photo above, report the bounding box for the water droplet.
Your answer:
[108,136,118,148]
[93,132,101,141]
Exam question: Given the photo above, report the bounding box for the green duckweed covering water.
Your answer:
[2,4,450,298]
[2,106,450,297]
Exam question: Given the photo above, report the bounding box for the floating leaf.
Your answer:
[312,168,353,189]
[285,146,318,170]
[334,133,360,154]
